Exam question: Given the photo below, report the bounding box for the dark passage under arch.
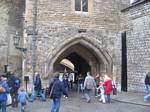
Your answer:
[53,43,100,79]
[66,52,91,78]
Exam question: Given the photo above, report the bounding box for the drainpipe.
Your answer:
[32,0,38,83]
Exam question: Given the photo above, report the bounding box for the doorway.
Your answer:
[121,31,127,91]
[48,37,113,79]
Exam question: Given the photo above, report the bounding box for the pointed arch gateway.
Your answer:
[47,37,113,78]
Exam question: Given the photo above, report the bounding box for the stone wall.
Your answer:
[121,1,150,92]
[0,0,25,75]
[25,0,121,86]
[0,1,11,72]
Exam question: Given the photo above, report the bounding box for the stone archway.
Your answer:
[47,37,113,77]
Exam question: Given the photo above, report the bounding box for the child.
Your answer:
[18,88,29,112]
[96,76,106,103]
[98,83,106,103]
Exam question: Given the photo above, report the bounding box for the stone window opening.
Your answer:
[75,0,88,13]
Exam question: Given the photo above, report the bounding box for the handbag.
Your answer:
[6,93,12,105]
[112,85,117,95]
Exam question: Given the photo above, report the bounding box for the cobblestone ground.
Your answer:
[7,92,150,112]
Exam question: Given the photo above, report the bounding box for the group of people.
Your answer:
[0,71,115,112]
[0,71,69,112]
[1,71,150,112]
[0,72,47,112]
[0,73,22,112]
[83,72,114,104]
[62,71,114,104]
[95,74,114,104]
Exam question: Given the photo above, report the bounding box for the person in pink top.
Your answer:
[103,75,112,103]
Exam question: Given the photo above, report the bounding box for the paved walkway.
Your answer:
[7,91,150,112]
[112,91,150,106]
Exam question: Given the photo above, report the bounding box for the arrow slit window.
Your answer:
[75,0,88,12]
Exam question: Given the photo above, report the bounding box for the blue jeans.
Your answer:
[65,87,69,95]
[31,90,46,102]
[0,101,7,112]
[145,84,150,94]
[77,83,83,93]
[11,92,18,107]
[144,94,150,101]
[20,102,26,112]
[84,89,92,102]
[106,94,111,103]
[144,85,150,101]
[51,97,61,112]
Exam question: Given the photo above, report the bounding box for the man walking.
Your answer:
[84,72,96,103]
[31,73,46,102]
[49,72,68,112]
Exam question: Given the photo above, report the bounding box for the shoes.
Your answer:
[29,100,34,102]
[63,95,68,99]
[144,99,147,102]
[42,99,46,102]
[99,99,102,102]
[87,100,91,103]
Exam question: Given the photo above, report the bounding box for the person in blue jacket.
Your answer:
[0,75,9,112]
[31,73,45,102]
[18,88,29,112]
[49,72,68,112]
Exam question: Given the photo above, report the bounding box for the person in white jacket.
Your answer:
[95,76,106,103]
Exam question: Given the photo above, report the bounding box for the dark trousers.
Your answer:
[20,102,26,112]
[0,101,7,112]
[11,92,18,107]
[106,94,111,103]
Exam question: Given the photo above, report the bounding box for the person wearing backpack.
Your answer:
[0,75,9,112]
[9,75,20,107]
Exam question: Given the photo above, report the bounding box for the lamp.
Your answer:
[13,31,27,53]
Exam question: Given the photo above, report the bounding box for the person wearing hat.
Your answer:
[0,75,9,112]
